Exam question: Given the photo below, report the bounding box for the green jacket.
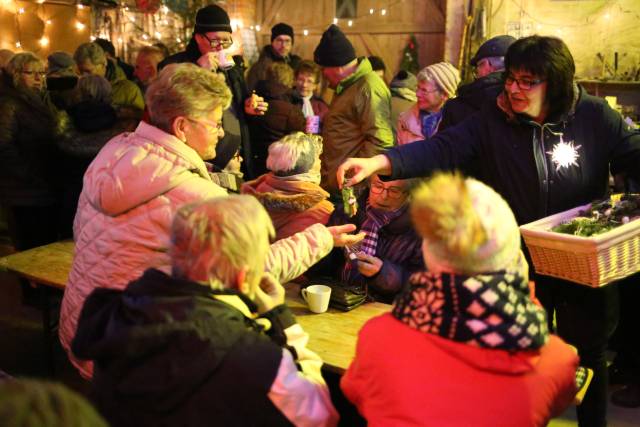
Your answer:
[321,57,393,192]
[107,59,145,112]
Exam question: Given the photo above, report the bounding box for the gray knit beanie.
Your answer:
[418,62,460,98]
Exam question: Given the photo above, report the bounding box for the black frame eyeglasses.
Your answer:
[504,74,545,91]
[202,33,233,50]
[370,182,406,199]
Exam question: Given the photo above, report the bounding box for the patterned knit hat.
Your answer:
[411,173,521,275]
[418,62,460,98]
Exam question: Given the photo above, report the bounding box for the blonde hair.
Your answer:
[411,172,521,274]
[411,173,486,258]
[6,52,43,88]
[137,45,166,61]
[266,132,322,175]
[73,42,107,66]
[146,63,232,132]
[170,196,275,290]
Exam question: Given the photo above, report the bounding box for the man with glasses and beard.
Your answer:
[160,4,268,180]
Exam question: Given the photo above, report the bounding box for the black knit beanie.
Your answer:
[194,4,232,34]
[271,22,294,43]
[314,24,356,67]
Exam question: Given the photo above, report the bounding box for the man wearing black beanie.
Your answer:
[246,22,302,92]
[159,4,268,180]
[313,24,393,194]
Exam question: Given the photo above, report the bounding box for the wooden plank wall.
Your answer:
[254,0,446,81]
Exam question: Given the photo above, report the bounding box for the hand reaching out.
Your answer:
[253,272,285,314]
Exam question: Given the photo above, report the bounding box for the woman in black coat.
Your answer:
[0,52,70,250]
[338,36,640,427]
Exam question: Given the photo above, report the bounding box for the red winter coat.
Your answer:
[341,313,578,427]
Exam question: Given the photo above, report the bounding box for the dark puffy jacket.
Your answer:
[246,45,302,92]
[159,39,257,178]
[0,78,69,206]
[385,85,640,225]
[439,71,504,131]
[72,269,299,427]
[316,191,423,304]
[249,80,306,175]
[58,101,136,237]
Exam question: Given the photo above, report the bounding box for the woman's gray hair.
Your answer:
[145,63,232,133]
[73,42,106,66]
[6,52,43,88]
[170,196,275,290]
[267,132,322,176]
[74,74,112,104]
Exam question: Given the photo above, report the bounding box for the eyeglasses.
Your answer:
[187,117,223,133]
[202,33,233,50]
[22,70,46,78]
[504,74,545,91]
[416,87,440,95]
[370,182,405,199]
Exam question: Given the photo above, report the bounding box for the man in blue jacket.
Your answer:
[337,35,640,427]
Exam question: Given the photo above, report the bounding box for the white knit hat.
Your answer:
[418,62,461,98]
[411,173,521,274]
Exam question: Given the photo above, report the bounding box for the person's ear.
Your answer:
[172,116,188,142]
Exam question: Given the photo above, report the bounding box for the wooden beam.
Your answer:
[295,23,444,36]
[261,0,285,29]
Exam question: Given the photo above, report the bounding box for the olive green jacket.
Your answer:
[321,57,394,193]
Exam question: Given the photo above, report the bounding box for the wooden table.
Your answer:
[0,241,391,374]
[0,240,74,375]
[285,285,390,373]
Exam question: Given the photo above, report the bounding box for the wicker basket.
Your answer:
[520,203,640,287]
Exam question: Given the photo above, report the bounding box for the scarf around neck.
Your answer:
[392,259,549,351]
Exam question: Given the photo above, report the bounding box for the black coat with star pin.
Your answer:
[381,85,640,226]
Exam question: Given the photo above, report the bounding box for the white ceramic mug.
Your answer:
[216,49,234,70]
[301,285,331,313]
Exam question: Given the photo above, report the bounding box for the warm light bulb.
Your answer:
[369,8,374,14]
[249,25,254,30]
[117,37,123,43]
[161,5,168,13]
[176,37,182,43]
[77,4,84,9]
[255,25,261,31]
[45,19,51,25]
[75,21,85,30]
[154,31,161,39]
[15,41,21,48]
[128,15,135,22]
[37,0,45,4]
[39,36,49,46]
[142,34,149,40]
[347,20,353,27]
[90,35,96,41]
[333,18,338,24]
[604,12,611,20]
[303,29,308,36]
[123,6,128,11]
[381,9,387,15]
[18,7,25,14]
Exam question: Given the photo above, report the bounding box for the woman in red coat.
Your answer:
[341,173,579,427]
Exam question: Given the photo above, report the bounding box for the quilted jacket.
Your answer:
[60,121,334,378]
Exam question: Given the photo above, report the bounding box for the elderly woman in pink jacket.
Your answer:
[60,63,361,379]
